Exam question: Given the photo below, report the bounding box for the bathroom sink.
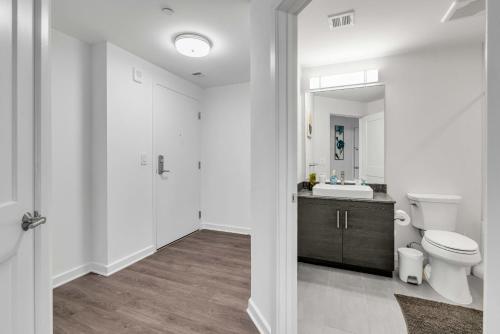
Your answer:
[312,184,374,199]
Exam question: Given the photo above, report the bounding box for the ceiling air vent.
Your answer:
[328,10,355,30]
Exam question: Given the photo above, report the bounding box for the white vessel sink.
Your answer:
[312,184,374,199]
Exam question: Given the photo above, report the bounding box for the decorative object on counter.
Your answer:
[335,125,345,160]
[308,173,317,190]
[330,169,337,185]
[318,174,327,184]
[395,294,482,334]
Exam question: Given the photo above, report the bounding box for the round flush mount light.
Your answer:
[174,33,212,58]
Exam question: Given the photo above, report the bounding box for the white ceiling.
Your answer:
[298,0,486,68]
[53,0,250,88]
[315,85,385,103]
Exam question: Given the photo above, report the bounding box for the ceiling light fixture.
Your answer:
[174,34,212,58]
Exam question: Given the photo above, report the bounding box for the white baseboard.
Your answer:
[92,245,156,276]
[200,221,251,235]
[52,245,156,288]
[52,264,93,288]
[247,298,271,334]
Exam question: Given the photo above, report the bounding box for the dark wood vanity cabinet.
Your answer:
[298,197,394,276]
[298,199,343,263]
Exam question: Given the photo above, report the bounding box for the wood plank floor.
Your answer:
[53,230,258,334]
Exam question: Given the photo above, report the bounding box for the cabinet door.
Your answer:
[342,202,394,272]
[298,198,343,263]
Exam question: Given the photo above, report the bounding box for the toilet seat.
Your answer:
[424,230,478,255]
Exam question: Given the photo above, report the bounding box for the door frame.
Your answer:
[34,0,52,333]
[273,1,310,333]
[274,1,500,333]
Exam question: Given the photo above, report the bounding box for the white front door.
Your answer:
[154,85,201,248]
[359,111,385,183]
[0,0,38,333]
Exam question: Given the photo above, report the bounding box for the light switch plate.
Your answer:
[140,153,148,166]
[133,67,143,84]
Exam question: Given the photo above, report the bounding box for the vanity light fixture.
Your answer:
[174,33,212,58]
[309,69,379,90]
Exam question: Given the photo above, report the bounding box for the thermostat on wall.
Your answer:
[133,67,143,84]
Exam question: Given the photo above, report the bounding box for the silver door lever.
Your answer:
[158,155,171,175]
[22,212,47,231]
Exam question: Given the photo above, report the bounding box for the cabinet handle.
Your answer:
[345,210,348,230]
[336,210,340,229]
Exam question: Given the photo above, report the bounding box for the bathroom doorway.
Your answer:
[295,0,486,333]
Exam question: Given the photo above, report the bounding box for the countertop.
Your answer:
[298,189,396,204]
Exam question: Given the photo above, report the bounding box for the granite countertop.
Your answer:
[298,189,396,204]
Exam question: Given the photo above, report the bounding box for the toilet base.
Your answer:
[424,257,472,305]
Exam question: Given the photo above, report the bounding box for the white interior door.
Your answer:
[0,0,38,332]
[359,111,385,183]
[154,85,201,248]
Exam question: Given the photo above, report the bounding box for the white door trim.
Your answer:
[273,1,310,333]
[485,0,500,332]
[34,0,52,333]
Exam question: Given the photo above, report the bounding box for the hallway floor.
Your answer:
[298,262,483,334]
[53,230,258,334]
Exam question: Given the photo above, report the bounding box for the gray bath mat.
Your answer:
[395,294,482,334]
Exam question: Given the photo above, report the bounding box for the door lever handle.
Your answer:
[158,155,171,175]
[22,212,47,231]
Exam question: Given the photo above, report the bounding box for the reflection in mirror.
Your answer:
[306,84,385,184]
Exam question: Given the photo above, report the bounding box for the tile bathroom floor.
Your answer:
[298,262,483,334]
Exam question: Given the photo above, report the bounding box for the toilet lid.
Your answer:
[424,230,478,254]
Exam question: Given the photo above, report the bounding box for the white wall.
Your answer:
[51,30,92,286]
[248,0,280,331]
[301,43,485,252]
[201,83,252,234]
[105,43,156,264]
[52,33,203,282]
[91,42,203,273]
[365,98,384,116]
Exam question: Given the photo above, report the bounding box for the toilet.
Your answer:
[407,193,481,305]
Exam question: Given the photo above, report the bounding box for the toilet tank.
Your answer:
[407,193,462,231]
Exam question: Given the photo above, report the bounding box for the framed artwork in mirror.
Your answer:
[335,125,344,160]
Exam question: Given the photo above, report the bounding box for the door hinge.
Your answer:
[292,193,297,203]
[198,112,201,120]
[198,211,202,219]
[198,161,201,170]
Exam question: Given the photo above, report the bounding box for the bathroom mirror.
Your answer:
[305,84,385,184]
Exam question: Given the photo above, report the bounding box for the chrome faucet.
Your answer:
[340,171,345,185]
